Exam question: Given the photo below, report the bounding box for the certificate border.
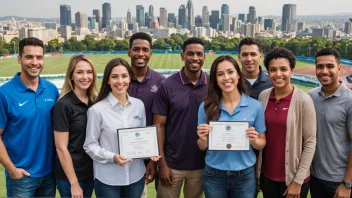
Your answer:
[208,121,250,151]
[117,125,160,159]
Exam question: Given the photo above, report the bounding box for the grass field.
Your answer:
[0,54,315,77]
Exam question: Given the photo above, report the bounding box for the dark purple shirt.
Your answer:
[129,68,166,126]
[152,67,208,170]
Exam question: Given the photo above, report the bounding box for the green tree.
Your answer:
[82,35,97,51]
[153,39,166,50]
[96,38,116,51]
[115,39,129,51]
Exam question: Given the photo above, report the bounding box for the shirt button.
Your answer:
[286,150,289,152]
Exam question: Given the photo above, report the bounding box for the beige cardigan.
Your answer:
[257,87,317,185]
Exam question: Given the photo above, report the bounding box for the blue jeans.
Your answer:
[6,173,56,197]
[203,164,256,198]
[94,175,146,198]
[56,179,94,198]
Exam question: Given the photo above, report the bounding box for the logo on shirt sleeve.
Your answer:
[150,85,158,93]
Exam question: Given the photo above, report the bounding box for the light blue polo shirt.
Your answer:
[0,72,59,177]
[198,93,266,171]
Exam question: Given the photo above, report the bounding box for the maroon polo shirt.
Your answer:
[129,68,166,126]
[152,67,208,170]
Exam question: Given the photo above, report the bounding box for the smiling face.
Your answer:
[268,58,293,90]
[181,44,205,73]
[71,60,94,92]
[315,55,341,89]
[128,39,152,69]
[216,60,240,94]
[18,45,44,80]
[238,44,262,76]
[108,65,131,97]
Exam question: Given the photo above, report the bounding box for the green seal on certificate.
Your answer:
[226,144,232,149]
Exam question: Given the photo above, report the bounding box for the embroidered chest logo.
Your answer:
[150,85,158,93]
[19,100,29,107]
[133,116,142,120]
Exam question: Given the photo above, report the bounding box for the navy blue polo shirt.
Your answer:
[0,72,59,177]
[244,66,273,100]
[152,67,208,170]
[129,68,166,126]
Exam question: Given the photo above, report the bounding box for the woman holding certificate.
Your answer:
[83,58,159,198]
[257,48,316,198]
[197,55,266,198]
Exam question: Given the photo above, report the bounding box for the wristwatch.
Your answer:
[342,181,352,189]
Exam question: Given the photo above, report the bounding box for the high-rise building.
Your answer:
[221,4,229,31]
[257,17,263,24]
[195,15,202,27]
[264,18,274,30]
[202,6,209,27]
[102,3,111,28]
[248,6,256,24]
[238,14,245,23]
[187,0,194,30]
[136,5,145,27]
[168,13,176,27]
[210,10,220,30]
[127,9,132,23]
[145,13,151,28]
[60,5,72,26]
[222,14,231,32]
[344,21,352,34]
[160,8,168,27]
[44,22,57,30]
[88,16,96,30]
[178,5,187,29]
[282,4,297,32]
[149,5,154,17]
[297,22,305,32]
[75,12,88,29]
[93,9,102,30]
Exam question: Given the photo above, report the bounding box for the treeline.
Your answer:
[1,34,352,59]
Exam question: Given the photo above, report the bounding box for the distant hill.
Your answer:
[0,16,58,22]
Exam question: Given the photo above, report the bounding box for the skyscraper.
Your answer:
[75,12,88,29]
[187,0,194,30]
[238,14,245,23]
[149,5,154,17]
[60,5,71,26]
[88,16,96,30]
[178,4,187,29]
[221,4,229,31]
[202,6,209,27]
[210,10,220,30]
[160,8,168,27]
[102,3,111,28]
[93,9,102,30]
[264,18,274,30]
[195,15,202,27]
[345,21,352,34]
[168,13,176,27]
[222,14,231,32]
[127,9,132,23]
[282,4,297,32]
[248,6,256,24]
[136,5,145,27]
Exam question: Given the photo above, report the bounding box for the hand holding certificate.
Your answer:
[208,121,250,151]
[117,126,160,159]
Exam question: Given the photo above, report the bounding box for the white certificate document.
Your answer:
[117,126,159,159]
[208,121,250,151]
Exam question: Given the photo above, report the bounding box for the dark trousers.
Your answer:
[310,176,352,198]
[260,174,310,198]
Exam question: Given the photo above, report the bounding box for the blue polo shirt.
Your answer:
[198,93,266,171]
[152,67,208,170]
[0,72,59,177]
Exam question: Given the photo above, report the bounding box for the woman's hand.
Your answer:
[197,124,212,141]
[150,156,162,162]
[246,127,259,144]
[246,127,266,150]
[113,154,132,166]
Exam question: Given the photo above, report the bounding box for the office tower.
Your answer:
[195,15,202,27]
[93,9,102,30]
[168,13,175,23]
[136,5,145,27]
[160,8,168,27]
[60,4,71,26]
[145,13,151,28]
[44,22,57,30]
[102,3,111,28]
[149,5,154,17]
[222,14,231,32]
[210,10,220,30]
[232,18,242,33]
[202,6,209,26]
[88,16,96,30]
[221,4,229,30]
[264,18,274,30]
[282,4,297,32]
[127,9,132,23]
[257,17,263,24]
[187,0,194,30]
[248,6,256,24]
[297,22,305,32]
[238,14,245,23]
[178,4,187,29]
[75,12,88,29]
[344,21,352,34]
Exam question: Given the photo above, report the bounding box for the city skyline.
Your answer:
[0,0,351,19]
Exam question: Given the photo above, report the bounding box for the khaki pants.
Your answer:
[157,169,203,198]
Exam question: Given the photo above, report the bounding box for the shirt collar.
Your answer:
[13,72,46,92]
[131,67,152,83]
[107,92,132,107]
[179,67,208,86]
[318,81,346,98]
[220,93,249,111]
[269,87,294,101]
[258,66,269,82]
[68,90,92,106]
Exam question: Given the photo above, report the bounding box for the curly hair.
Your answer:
[264,48,296,70]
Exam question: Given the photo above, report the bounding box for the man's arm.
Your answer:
[0,129,29,179]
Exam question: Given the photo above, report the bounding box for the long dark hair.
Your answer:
[204,55,249,123]
[94,58,132,104]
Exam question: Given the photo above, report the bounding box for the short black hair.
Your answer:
[315,48,341,65]
[264,48,296,70]
[182,37,205,52]
[19,37,44,56]
[129,32,152,49]
[238,37,261,53]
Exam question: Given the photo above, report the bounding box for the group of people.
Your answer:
[0,33,351,198]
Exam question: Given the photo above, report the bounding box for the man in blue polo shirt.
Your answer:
[153,37,207,198]
[0,37,59,197]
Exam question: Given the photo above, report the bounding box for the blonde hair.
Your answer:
[60,54,98,102]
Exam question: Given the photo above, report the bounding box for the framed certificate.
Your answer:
[208,121,250,151]
[117,126,159,159]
